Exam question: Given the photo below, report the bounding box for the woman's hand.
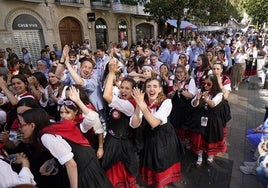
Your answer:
[0,131,9,144]
[132,87,146,109]
[202,91,209,102]
[40,158,58,176]
[0,77,7,89]
[96,148,104,159]
[68,86,80,102]
[14,152,30,168]
[27,76,38,88]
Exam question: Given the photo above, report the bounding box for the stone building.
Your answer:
[0,0,156,61]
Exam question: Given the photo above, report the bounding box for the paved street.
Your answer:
[228,81,267,188]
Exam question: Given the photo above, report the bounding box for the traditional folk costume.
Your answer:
[131,99,182,188]
[101,97,139,188]
[41,118,113,188]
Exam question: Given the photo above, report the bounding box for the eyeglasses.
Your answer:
[175,71,184,74]
[58,100,77,107]
[204,82,212,87]
[179,56,186,59]
[19,122,29,128]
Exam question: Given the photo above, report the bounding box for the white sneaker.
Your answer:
[235,86,239,91]
[239,166,256,175]
[243,161,257,167]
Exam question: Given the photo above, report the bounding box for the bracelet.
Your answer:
[59,61,65,65]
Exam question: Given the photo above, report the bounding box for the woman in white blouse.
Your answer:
[18,87,112,188]
[231,46,248,91]
[131,78,182,187]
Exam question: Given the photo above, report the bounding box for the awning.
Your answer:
[198,26,225,31]
[167,19,198,30]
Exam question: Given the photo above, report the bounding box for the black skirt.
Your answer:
[67,140,113,188]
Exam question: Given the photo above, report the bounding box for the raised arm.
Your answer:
[65,56,84,86]
[103,58,117,104]
[0,77,18,106]
[55,45,69,79]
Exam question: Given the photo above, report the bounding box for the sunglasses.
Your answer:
[204,82,212,87]
[58,100,77,107]
[179,56,186,59]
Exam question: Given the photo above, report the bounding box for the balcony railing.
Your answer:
[55,0,84,7]
[91,0,111,9]
[112,2,136,14]
[18,0,45,2]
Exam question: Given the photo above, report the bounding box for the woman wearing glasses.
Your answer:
[19,86,112,188]
[189,74,227,166]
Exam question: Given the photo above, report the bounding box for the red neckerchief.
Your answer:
[146,100,159,109]
[40,118,90,147]
[145,96,166,109]
[221,74,231,85]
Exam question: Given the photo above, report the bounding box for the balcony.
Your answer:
[111,1,137,14]
[55,0,84,7]
[17,0,45,2]
[91,0,111,10]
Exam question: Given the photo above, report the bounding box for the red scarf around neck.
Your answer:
[40,118,90,147]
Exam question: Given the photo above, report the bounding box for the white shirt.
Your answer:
[109,95,135,117]
[129,99,172,128]
[41,134,73,165]
[0,159,36,187]
[191,92,223,107]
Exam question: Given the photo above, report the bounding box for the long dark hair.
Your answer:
[21,108,50,143]
[32,72,48,88]
[203,74,222,97]
[198,54,210,71]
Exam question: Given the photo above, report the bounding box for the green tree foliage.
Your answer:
[144,0,241,25]
[242,0,268,24]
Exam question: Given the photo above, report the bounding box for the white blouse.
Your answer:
[0,158,36,187]
[130,99,172,128]
[41,134,73,165]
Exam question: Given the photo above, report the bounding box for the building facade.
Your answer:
[0,0,156,61]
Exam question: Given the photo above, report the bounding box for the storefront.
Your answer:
[12,14,44,61]
[95,18,108,49]
[136,23,154,42]
[118,19,127,44]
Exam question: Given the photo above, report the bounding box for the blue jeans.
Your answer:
[256,156,268,188]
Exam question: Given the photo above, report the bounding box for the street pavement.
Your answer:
[228,81,267,188]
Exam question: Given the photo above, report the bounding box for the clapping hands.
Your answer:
[132,87,146,109]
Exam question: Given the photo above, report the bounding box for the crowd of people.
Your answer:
[0,29,268,188]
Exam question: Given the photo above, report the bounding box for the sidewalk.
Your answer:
[228,81,268,188]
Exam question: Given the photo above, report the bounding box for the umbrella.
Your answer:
[167,19,198,30]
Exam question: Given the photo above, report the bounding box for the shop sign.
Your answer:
[96,25,107,29]
[12,14,42,30]
[87,13,95,22]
